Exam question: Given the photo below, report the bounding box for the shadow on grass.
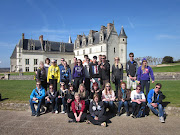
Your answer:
[0,98,9,102]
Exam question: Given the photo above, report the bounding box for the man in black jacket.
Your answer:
[126,52,138,90]
[99,55,110,90]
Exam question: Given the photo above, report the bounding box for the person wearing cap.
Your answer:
[147,83,166,123]
[89,56,101,90]
[47,59,60,92]
[130,85,146,118]
[68,93,87,123]
[137,58,155,96]
[29,81,45,117]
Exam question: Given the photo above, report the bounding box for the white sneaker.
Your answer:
[159,116,165,123]
[55,110,58,114]
[61,111,65,114]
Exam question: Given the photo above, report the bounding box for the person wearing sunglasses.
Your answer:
[130,85,146,118]
[102,83,115,113]
[126,52,138,90]
[29,81,45,117]
[147,83,166,123]
[99,55,110,90]
[45,84,57,113]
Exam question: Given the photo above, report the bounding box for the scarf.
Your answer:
[121,88,126,100]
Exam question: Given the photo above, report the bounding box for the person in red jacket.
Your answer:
[68,93,87,123]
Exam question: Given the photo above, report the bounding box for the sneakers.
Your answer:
[55,110,58,114]
[61,111,65,114]
[159,116,165,123]
[116,112,121,116]
[126,112,130,116]
[36,113,40,117]
[86,120,91,124]
[68,119,76,123]
[101,122,107,127]
[31,113,36,116]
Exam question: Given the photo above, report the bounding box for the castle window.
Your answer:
[83,50,85,55]
[101,46,103,52]
[30,46,34,50]
[68,60,71,65]
[114,47,116,53]
[89,39,91,44]
[123,39,124,41]
[34,59,38,65]
[34,67,38,72]
[25,67,29,72]
[101,36,103,41]
[77,51,79,56]
[25,59,29,65]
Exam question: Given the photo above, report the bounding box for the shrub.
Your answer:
[162,56,174,64]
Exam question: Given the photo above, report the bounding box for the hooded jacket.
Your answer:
[147,89,165,105]
[137,58,155,81]
[30,87,45,100]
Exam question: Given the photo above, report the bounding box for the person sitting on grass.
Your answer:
[117,82,131,116]
[55,82,68,114]
[45,84,57,113]
[66,83,75,113]
[86,94,107,127]
[131,85,146,118]
[102,83,115,113]
[68,93,87,123]
[29,81,45,117]
[89,82,102,101]
[147,83,166,123]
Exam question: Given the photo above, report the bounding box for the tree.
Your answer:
[162,56,174,64]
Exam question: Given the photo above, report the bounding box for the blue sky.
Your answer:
[0,0,180,67]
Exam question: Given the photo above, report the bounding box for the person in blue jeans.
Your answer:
[117,82,131,116]
[147,83,166,123]
[29,81,45,117]
[137,58,155,96]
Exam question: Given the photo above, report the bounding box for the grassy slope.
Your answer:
[0,80,180,107]
[151,65,180,72]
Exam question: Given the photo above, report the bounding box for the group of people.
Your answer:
[30,53,166,126]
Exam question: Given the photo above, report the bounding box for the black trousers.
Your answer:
[85,78,90,92]
[132,102,146,116]
[49,79,57,92]
[68,112,87,122]
[87,114,107,125]
[41,80,47,91]
[74,78,83,92]
[140,80,150,96]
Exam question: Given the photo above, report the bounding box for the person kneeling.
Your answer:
[68,93,87,123]
[87,94,107,127]
[45,84,57,113]
[117,82,131,116]
[131,85,146,118]
[147,83,166,123]
[29,81,45,117]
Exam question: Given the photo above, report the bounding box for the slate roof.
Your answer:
[119,26,127,38]
[10,46,17,59]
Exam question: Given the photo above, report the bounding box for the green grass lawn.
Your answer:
[151,65,180,72]
[0,80,180,107]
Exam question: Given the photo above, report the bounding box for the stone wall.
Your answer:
[9,75,34,80]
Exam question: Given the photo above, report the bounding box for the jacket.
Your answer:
[112,64,123,80]
[102,90,115,101]
[47,65,60,83]
[89,62,101,79]
[30,87,45,100]
[60,66,71,82]
[126,60,138,77]
[67,91,75,100]
[57,89,68,98]
[72,65,85,81]
[45,90,57,100]
[89,101,105,117]
[147,89,165,105]
[99,61,110,80]
[89,89,102,100]
[37,67,46,81]
[118,89,131,101]
[71,99,85,114]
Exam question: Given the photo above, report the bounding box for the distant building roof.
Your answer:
[10,46,17,59]
[119,26,127,38]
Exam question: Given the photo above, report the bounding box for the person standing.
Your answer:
[29,81,45,117]
[83,58,91,92]
[72,59,85,92]
[60,61,71,89]
[99,55,110,90]
[89,56,101,90]
[137,58,155,96]
[47,59,60,92]
[126,52,138,90]
[37,61,47,91]
[44,58,51,76]
[112,57,123,98]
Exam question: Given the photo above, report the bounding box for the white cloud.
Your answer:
[128,17,135,29]
[156,34,180,40]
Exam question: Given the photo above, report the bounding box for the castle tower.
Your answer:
[119,26,127,69]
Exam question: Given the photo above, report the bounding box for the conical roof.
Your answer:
[119,26,127,38]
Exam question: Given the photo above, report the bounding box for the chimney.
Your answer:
[107,23,113,35]
[22,33,25,40]
[39,35,43,44]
